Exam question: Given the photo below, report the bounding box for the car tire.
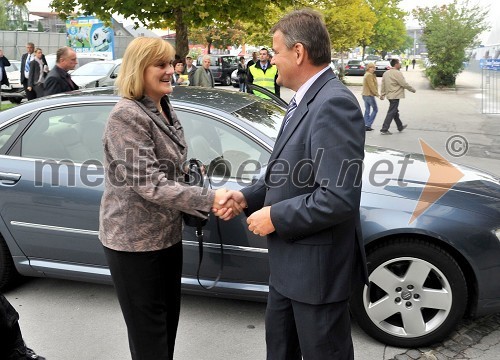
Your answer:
[350,238,467,347]
[9,98,22,104]
[0,236,19,290]
[223,74,232,86]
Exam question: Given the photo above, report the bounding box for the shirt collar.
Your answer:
[294,65,331,106]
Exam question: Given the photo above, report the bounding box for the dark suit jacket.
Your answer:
[20,53,47,84]
[241,69,368,305]
[0,56,10,86]
[43,65,78,96]
[27,59,43,87]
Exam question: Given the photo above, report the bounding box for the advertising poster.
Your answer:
[66,16,115,60]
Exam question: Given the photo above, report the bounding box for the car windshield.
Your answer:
[72,62,115,76]
[233,100,284,140]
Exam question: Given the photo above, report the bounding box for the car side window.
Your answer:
[0,122,22,152]
[20,105,113,164]
[177,110,269,181]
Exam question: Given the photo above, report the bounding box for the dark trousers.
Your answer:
[22,79,36,101]
[0,294,25,359]
[381,99,404,131]
[104,242,183,360]
[265,285,354,360]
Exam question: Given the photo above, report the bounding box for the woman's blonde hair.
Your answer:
[116,37,175,99]
[366,62,375,70]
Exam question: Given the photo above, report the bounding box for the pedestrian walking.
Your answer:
[362,62,380,131]
[380,58,416,134]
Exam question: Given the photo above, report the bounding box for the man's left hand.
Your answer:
[247,206,275,236]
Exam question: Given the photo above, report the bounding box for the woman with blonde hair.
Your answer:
[100,37,239,359]
[361,62,380,131]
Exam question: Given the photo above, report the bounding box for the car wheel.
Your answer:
[0,237,19,290]
[9,98,22,104]
[351,238,467,347]
[223,74,232,86]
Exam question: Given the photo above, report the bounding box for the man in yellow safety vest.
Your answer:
[248,48,280,99]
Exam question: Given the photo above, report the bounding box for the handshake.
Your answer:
[211,189,275,237]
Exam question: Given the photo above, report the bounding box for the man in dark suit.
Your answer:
[215,9,368,360]
[44,47,79,96]
[0,49,11,89]
[20,42,47,101]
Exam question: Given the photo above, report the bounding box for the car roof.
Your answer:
[0,86,263,121]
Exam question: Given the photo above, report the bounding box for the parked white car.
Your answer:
[71,59,122,89]
[1,60,24,103]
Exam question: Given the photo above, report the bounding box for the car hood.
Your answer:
[363,146,500,216]
[71,75,104,87]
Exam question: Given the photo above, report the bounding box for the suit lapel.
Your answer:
[269,69,335,163]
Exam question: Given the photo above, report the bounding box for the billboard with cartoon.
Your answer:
[67,16,115,60]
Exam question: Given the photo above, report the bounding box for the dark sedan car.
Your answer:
[344,60,366,76]
[0,87,499,348]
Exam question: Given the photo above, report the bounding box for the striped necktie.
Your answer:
[25,54,31,74]
[282,96,297,131]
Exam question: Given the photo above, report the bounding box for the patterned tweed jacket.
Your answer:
[99,95,215,252]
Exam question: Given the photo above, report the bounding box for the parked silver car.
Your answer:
[71,59,121,89]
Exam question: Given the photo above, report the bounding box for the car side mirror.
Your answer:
[110,73,117,79]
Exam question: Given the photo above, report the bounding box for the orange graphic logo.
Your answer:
[410,139,465,223]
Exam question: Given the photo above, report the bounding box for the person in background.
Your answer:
[183,55,197,85]
[27,48,49,99]
[1,293,45,359]
[245,51,258,93]
[215,8,367,360]
[237,56,247,92]
[247,48,280,98]
[172,59,189,86]
[192,55,214,87]
[0,49,11,91]
[362,62,380,131]
[412,58,416,69]
[404,58,411,71]
[99,37,241,360]
[380,58,416,134]
[20,43,40,101]
[43,47,78,96]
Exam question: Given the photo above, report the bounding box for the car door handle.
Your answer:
[0,172,21,185]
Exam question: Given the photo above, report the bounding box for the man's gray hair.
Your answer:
[271,8,331,66]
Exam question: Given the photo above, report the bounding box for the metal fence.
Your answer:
[0,30,134,60]
[482,68,500,114]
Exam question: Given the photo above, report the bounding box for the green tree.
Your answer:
[0,1,8,30]
[37,20,44,32]
[190,20,247,54]
[413,0,488,87]
[365,0,407,59]
[2,0,29,30]
[13,0,294,57]
[320,0,376,56]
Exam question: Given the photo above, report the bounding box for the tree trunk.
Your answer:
[207,40,213,54]
[174,8,189,58]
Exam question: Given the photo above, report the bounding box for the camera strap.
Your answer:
[184,158,224,290]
